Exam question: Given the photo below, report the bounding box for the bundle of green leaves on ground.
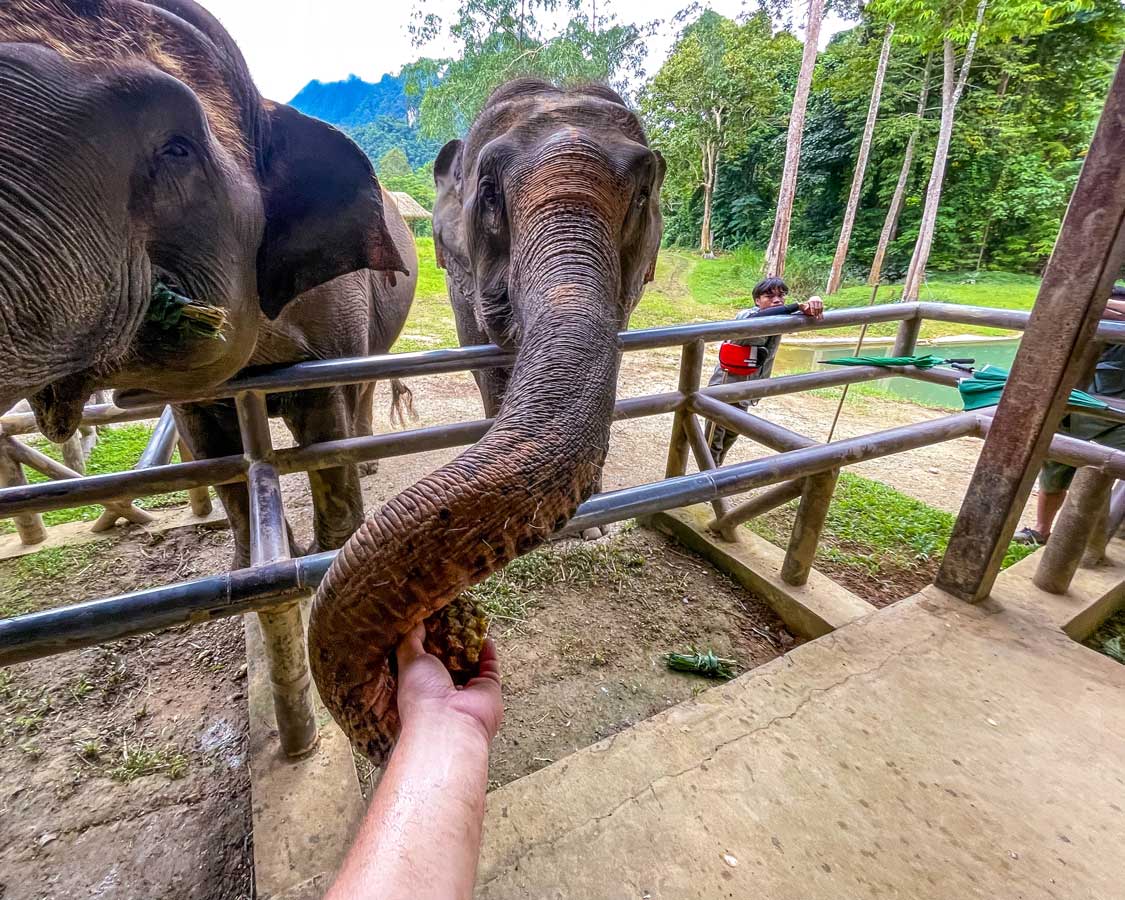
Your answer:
[663,649,738,680]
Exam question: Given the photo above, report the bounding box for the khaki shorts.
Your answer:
[1039,414,1125,493]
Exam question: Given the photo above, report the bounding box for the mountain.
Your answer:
[288,73,410,128]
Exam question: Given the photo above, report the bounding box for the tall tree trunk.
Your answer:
[975,215,992,272]
[826,24,894,295]
[901,0,987,301]
[868,54,932,287]
[764,0,826,278]
[700,140,718,258]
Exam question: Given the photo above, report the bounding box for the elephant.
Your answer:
[0,0,416,565]
[308,78,666,761]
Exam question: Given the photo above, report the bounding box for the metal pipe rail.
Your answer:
[5,301,1125,757]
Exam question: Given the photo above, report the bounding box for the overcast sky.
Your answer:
[199,1,852,103]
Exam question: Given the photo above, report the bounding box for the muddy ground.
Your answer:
[0,344,1022,898]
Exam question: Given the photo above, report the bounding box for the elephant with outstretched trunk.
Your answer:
[310,79,665,762]
[0,0,416,565]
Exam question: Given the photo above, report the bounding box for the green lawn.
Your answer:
[398,240,1040,352]
[748,473,1035,605]
[0,425,193,534]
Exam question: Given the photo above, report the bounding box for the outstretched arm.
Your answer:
[326,626,503,900]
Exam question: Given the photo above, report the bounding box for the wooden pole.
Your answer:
[1032,468,1114,593]
[0,438,46,545]
[235,392,319,759]
[781,469,839,586]
[682,413,737,541]
[710,478,806,533]
[936,56,1125,602]
[665,341,705,478]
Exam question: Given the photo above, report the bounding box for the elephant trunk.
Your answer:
[309,203,622,762]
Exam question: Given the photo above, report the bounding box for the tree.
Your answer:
[404,0,651,140]
[870,0,1088,296]
[641,12,790,256]
[825,24,894,294]
[764,0,827,277]
[377,147,412,179]
[867,54,931,285]
[899,0,987,299]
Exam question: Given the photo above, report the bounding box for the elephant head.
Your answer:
[0,0,405,439]
[309,79,664,760]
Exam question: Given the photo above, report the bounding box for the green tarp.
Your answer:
[823,354,946,369]
[958,364,1108,411]
[822,356,1109,412]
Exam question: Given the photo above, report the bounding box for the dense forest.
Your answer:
[289,0,1124,281]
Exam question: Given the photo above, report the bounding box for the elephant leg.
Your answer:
[451,294,511,418]
[351,382,380,478]
[173,402,301,569]
[281,388,365,554]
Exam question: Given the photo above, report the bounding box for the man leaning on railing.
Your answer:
[705,277,825,465]
[1015,283,1125,546]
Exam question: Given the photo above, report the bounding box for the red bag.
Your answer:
[718,342,761,376]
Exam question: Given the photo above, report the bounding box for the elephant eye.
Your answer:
[160,138,192,160]
[635,189,650,210]
[479,180,500,210]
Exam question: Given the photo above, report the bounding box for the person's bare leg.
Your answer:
[1036,489,1067,538]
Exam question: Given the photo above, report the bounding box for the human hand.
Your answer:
[799,296,825,320]
[395,624,503,746]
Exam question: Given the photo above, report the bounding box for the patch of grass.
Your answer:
[747,473,1035,589]
[1084,608,1125,664]
[107,739,188,781]
[467,539,646,625]
[77,739,103,760]
[0,544,104,618]
[69,675,94,702]
[15,544,97,579]
[0,425,190,534]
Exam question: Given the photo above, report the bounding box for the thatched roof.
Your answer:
[390,191,432,221]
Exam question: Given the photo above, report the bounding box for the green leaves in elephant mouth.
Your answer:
[147,282,228,344]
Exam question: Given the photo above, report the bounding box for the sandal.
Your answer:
[1012,527,1048,546]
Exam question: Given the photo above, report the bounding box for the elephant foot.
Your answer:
[357,459,380,478]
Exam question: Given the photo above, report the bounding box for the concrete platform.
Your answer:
[245,605,365,899]
[648,505,877,638]
[476,545,1125,898]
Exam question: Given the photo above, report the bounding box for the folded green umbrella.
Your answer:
[822,353,947,369]
[958,364,1108,411]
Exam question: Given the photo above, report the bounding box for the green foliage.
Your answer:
[376,147,413,179]
[1085,608,1125,664]
[344,116,443,171]
[663,649,738,679]
[0,426,191,534]
[669,1,1124,273]
[641,11,801,250]
[404,0,651,140]
[748,472,1035,578]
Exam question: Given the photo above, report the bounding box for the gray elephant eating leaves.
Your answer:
[0,0,418,563]
[309,79,666,762]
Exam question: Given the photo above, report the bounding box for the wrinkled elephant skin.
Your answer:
[0,0,406,437]
[309,79,665,761]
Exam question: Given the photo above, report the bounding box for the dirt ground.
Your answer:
[0,342,1016,898]
[0,529,249,900]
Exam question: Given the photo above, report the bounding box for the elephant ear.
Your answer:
[256,102,407,318]
[432,139,465,271]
